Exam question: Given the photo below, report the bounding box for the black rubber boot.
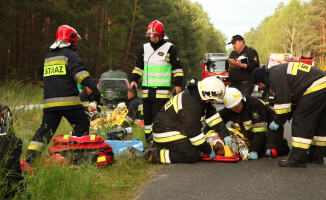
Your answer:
[279,157,306,168]
[306,156,324,164]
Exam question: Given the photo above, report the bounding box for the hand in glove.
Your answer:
[269,121,279,131]
[224,136,233,148]
[249,152,258,160]
[265,149,272,157]
[209,150,216,159]
[265,149,277,158]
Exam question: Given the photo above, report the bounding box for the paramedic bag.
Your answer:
[48,135,114,166]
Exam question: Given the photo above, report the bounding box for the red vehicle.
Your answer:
[266,53,315,68]
[200,53,230,85]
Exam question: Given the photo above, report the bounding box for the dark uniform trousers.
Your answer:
[0,135,26,198]
[26,108,89,164]
[265,126,290,157]
[154,140,201,163]
[143,99,168,143]
[229,81,254,96]
[291,87,326,161]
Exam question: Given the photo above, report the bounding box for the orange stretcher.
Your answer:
[200,154,240,162]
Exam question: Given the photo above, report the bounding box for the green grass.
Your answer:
[0,82,163,200]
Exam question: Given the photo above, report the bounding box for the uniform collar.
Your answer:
[150,40,166,50]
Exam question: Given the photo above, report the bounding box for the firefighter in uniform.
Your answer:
[145,77,232,164]
[26,25,100,164]
[121,87,143,128]
[220,87,290,159]
[225,35,259,96]
[79,86,103,120]
[0,104,26,198]
[252,63,326,167]
[130,20,184,143]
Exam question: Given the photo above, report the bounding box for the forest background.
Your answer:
[0,0,325,85]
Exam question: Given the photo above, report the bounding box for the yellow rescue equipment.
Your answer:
[90,102,128,130]
[108,102,128,126]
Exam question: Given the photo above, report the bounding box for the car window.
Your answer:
[206,60,226,72]
[100,80,128,89]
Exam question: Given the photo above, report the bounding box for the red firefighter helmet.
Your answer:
[146,20,164,40]
[56,25,81,45]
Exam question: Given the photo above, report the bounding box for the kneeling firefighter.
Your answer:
[220,87,290,159]
[146,76,232,163]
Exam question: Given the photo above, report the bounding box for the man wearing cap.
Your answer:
[251,63,326,167]
[225,35,259,96]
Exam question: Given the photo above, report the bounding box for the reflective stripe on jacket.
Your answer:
[152,88,229,155]
[37,47,90,111]
[269,62,326,125]
[142,42,172,87]
[219,96,273,152]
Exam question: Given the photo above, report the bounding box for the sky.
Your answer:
[191,0,292,49]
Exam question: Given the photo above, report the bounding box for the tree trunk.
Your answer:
[5,10,13,84]
[123,0,137,72]
[96,6,104,78]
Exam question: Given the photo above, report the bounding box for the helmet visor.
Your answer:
[201,90,223,101]
[146,33,159,38]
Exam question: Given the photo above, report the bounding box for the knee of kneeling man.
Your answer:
[184,150,201,163]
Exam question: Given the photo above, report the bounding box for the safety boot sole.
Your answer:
[279,159,306,168]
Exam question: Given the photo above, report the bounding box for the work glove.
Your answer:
[265,149,272,157]
[224,136,233,148]
[209,150,216,159]
[249,152,258,160]
[269,121,279,131]
[265,149,278,158]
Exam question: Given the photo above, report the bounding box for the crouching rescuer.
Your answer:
[145,76,232,163]
[220,87,290,159]
[26,25,100,165]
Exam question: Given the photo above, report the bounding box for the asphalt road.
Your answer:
[136,104,326,200]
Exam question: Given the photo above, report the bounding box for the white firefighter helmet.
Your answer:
[223,87,243,108]
[198,76,225,101]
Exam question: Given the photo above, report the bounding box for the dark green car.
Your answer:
[97,70,129,107]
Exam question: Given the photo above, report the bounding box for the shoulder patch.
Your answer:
[252,111,259,119]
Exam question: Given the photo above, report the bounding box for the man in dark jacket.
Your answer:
[252,63,326,167]
[0,104,26,198]
[145,77,232,164]
[121,87,143,128]
[220,87,289,159]
[225,35,259,96]
[26,25,100,164]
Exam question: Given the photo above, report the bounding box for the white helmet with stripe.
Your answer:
[198,76,225,101]
[223,87,243,108]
